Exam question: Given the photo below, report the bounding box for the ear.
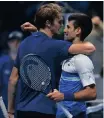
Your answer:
[46,20,51,28]
[75,27,81,35]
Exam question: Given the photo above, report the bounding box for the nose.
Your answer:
[64,28,67,33]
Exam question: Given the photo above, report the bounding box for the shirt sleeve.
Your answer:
[75,54,95,87]
[58,40,72,57]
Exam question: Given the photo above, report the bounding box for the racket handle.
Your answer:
[0,96,8,118]
[56,102,73,118]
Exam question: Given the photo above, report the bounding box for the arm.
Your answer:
[8,67,19,114]
[74,85,96,101]
[74,55,96,101]
[47,85,96,102]
[68,42,96,55]
[92,16,103,30]
[47,55,96,101]
[63,55,96,101]
[20,22,96,55]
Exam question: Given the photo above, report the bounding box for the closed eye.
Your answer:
[59,20,63,25]
[67,25,70,29]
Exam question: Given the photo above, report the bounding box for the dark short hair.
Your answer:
[68,13,92,41]
[34,3,62,29]
[8,31,23,42]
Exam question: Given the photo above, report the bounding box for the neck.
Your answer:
[40,28,53,38]
[73,37,82,44]
[9,51,17,60]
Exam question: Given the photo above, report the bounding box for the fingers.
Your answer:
[46,93,57,101]
[21,27,33,31]
[46,92,53,97]
[46,89,59,101]
[46,89,58,97]
[8,113,14,118]
[21,22,30,30]
[54,89,58,92]
[21,22,31,27]
[46,89,64,102]
[20,22,37,32]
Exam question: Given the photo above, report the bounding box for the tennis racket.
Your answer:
[20,54,52,94]
[0,96,8,118]
[20,53,72,118]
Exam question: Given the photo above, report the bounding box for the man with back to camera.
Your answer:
[47,13,97,118]
[8,3,95,118]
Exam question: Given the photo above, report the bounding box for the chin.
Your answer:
[69,40,73,42]
[55,31,60,34]
[65,38,73,42]
[64,36,69,40]
[69,38,74,42]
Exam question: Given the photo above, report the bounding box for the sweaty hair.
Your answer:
[68,13,93,41]
[34,3,62,29]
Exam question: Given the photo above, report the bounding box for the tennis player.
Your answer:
[47,13,96,118]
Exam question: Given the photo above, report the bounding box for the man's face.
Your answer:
[8,39,20,52]
[64,20,77,41]
[50,14,63,34]
[8,39,21,60]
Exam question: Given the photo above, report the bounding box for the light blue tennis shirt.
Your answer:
[57,54,95,117]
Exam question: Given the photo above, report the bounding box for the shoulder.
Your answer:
[54,39,72,45]
[74,54,92,62]
[0,55,10,62]
[0,55,10,66]
[74,54,94,70]
[52,40,72,49]
[19,35,33,48]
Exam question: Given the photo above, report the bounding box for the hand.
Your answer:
[46,89,64,102]
[92,16,102,26]
[21,22,37,32]
[8,113,14,118]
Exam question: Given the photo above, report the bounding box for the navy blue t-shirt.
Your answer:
[14,31,72,114]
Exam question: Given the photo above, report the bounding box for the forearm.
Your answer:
[69,42,96,55]
[74,87,96,101]
[63,86,96,101]
[8,80,17,113]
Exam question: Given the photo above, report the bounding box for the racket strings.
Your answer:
[20,54,51,92]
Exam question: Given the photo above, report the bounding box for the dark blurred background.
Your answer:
[0,1,103,31]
